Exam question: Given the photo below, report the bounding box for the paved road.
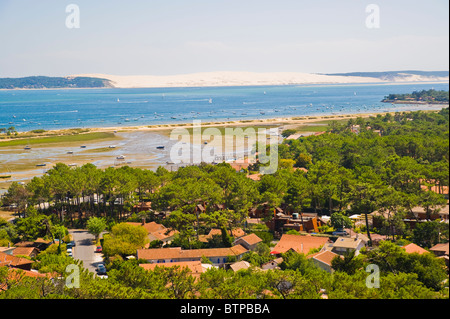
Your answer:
[69,229,103,273]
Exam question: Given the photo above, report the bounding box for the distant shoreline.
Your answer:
[382,100,449,105]
[1,80,449,91]
[1,71,448,90]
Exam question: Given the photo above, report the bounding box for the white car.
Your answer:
[67,248,73,257]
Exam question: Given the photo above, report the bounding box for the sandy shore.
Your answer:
[0,108,444,190]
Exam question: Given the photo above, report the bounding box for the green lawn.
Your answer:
[0,132,117,148]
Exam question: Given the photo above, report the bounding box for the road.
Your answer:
[69,229,104,274]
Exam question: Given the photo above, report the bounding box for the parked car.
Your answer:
[95,246,103,253]
[67,248,73,257]
[332,230,349,236]
[96,264,107,275]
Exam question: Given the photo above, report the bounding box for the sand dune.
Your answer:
[75,71,388,88]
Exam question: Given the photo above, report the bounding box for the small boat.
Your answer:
[36,164,46,167]
[67,151,74,154]
[24,146,32,150]
[69,163,77,167]
[156,146,165,150]
[209,99,213,104]
[80,145,87,149]
[116,155,126,160]
[109,145,116,149]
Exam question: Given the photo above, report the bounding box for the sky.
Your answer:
[0,0,448,77]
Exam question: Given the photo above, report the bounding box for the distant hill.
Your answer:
[382,89,449,104]
[0,76,113,89]
[325,70,449,82]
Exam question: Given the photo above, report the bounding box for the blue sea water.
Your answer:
[0,82,448,132]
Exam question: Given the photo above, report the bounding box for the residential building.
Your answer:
[230,260,251,272]
[330,236,365,256]
[199,228,246,243]
[261,257,283,270]
[137,245,248,266]
[11,247,39,258]
[127,221,178,246]
[233,233,263,251]
[270,234,330,256]
[307,250,342,273]
[402,243,429,255]
[429,243,449,257]
[139,261,209,279]
[0,251,34,271]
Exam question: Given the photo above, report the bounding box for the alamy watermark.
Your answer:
[169,121,279,175]
[365,4,380,29]
[365,264,380,289]
[65,264,80,288]
[65,4,80,29]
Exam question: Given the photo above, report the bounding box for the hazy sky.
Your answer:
[0,0,448,77]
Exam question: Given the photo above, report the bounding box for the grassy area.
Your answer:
[294,125,330,133]
[0,209,15,221]
[0,132,117,148]
[80,147,116,153]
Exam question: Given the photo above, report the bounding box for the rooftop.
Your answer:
[308,250,342,266]
[271,234,330,255]
[139,261,206,277]
[236,233,263,246]
[137,245,248,261]
[429,243,449,255]
[402,243,429,255]
[230,260,251,272]
[333,237,363,249]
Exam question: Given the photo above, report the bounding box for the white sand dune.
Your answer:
[74,71,448,89]
[75,71,384,88]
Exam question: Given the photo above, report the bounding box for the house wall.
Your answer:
[312,259,333,273]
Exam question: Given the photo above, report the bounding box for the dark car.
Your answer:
[96,264,107,275]
[66,241,76,249]
[332,230,349,236]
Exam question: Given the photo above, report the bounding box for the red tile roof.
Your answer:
[236,233,263,246]
[308,250,342,266]
[402,243,428,255]
[140,261,205,277]
[137,245,248,261]
[271,234,330,255]
[0,251,34,268]
[429,243,449,255]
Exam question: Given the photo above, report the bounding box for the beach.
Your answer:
[0,109,441,191]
